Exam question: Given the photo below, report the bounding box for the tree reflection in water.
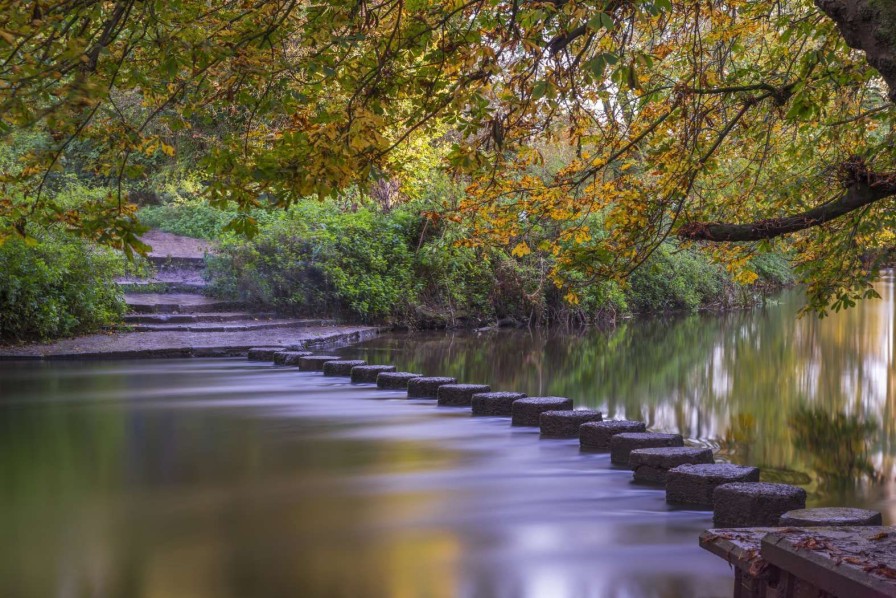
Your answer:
[789,405,879,489]
[351,274,896,514]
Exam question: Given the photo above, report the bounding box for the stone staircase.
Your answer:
[115,231,332,335]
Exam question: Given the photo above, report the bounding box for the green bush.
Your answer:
[204,197,791,325]
[413,229,496,323]
[627,243,727,312]
[569,275,628,321]
[751,251,794,286]
[0,231,127,341]
[208,203,417,322]
[138,198,236,239]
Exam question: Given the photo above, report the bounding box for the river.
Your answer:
[1,280,894,597]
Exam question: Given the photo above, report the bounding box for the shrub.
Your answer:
[138,198,236,239]
[627,242,727,312]
[208,203,417,322]
[568,275,628,322]
[751,251,794,286]
[0,230,126,341]
[203,192,791,326]
[412,229,496,324]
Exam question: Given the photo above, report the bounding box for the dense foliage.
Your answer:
[139,198,246,240]
[0,0,893,315]
[208,204,417,322]
[0,230,126,341]
[193,199,789,326]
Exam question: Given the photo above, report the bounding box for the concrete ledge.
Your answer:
[579,420,647,451]
[0,326,383,360]
[628,447,713,484]
[0,346,254,360]
[666,463,760,508]
[540,409,603,438]
[407,377,457,399]
[323,360,367,376]
[301,327,386,351]
[471,392,527,416]
[351,365,396,384]
[511,397,573,427]
[376,372,422,390]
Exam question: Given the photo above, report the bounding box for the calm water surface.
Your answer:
[2,279,896,598]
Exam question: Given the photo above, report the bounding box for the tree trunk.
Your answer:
[815,0,896,102]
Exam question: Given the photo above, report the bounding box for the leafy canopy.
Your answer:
[1,0,894,311]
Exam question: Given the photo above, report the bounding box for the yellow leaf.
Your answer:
[511,241,531,257]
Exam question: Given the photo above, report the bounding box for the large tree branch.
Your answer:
[546,0,628,55]
[678,165,896,242]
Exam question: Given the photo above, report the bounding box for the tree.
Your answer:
[1,0,894,311]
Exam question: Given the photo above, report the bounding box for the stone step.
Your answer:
[118,280,209,294]
[123,312,276,324]
[125,293,244,314]
[120,319,323,332]
[147,255,206,269]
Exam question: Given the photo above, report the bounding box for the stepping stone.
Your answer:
[323,360,367,376]
[540,409,603,438]
[512,397,573,427]
[273,351,313,366]
[779,507,883,527]
[629,447,714,485]
[407,376,457,399]
[610,432,683,465]
[376,372,422,390]
[471,392,527,416]
[298,355,341,371]
[351,365,396,384]
[713,482,807,528]
[437,384,492,407]
[247,348,282,361]
[579,420,647,450]
[666,463,761,508]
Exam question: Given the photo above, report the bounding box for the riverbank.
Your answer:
[0,215,792,349]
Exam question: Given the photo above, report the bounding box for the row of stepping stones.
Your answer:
[250,348,883,529]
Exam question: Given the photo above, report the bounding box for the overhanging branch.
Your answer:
[678,167,896,242]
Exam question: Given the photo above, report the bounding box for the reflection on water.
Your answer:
[2,277,896,597]
[0,360,730,597]
[348,277,896,515]
[789,405,879,489]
